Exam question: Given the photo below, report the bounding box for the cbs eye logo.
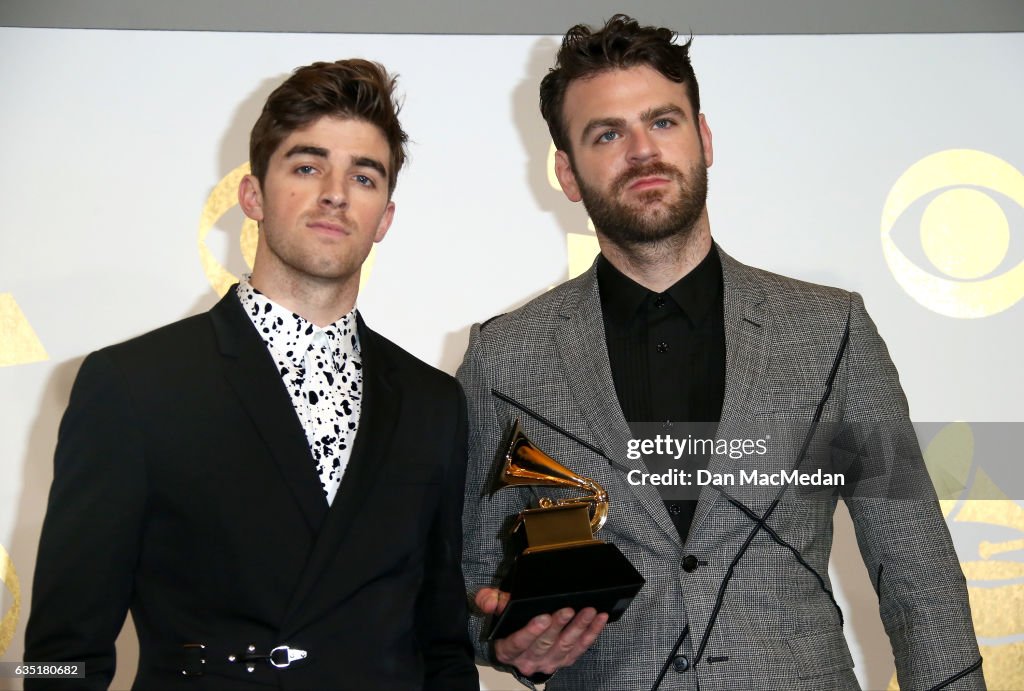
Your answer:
[880,149,1024,319]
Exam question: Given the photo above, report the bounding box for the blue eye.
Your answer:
[354,174,375,187]
[295,165,317,175]
[653,118,673,129]
[597,131,620,143]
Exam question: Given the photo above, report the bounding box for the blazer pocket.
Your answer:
[787,627,854,678]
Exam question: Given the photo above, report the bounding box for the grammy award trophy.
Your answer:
[487,419,645,639]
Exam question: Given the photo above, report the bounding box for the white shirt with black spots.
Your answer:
[237,276,362,506]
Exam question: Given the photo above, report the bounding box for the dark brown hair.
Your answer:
[540,14,699,154]
[249,59,408,196]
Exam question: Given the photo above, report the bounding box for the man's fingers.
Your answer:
[494,607,609,676]
[474,587,511,615]
[569,611,608,661]
[554,607,597,651]
[473,588,497,614]
[525,608,574,659]
[494,613,553,663]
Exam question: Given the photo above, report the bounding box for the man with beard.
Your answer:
[459,15,983,691]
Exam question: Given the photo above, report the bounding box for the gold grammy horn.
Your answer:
[496,419,609,533]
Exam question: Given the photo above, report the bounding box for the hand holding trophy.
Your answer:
[487,420,645,639]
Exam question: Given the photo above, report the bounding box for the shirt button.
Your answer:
[654,296,666,308]
[672,654,690,673]
[656,342,669,353]
[681,555,699,572]
[668,503,682,516]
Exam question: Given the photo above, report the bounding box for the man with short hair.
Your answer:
[460,16,983,690]
[26,59,478,690]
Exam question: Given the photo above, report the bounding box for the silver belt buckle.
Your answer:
[269,645,308,669]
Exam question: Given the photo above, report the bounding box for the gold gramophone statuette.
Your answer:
[487,419,645,639]
[498,419,609,551]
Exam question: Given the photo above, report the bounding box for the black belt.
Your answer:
[181,642,308,676]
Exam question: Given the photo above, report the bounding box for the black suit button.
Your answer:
[682,555,699,572]
[654,296,667,308]
[656,342,670,353]
[672,654,690,672]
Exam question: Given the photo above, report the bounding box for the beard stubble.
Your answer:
[576,158,708,250]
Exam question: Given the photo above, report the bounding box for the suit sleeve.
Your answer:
[24,350,147,690]
[456,323,509,665]
[415,377,479,691]
[457,323,546,691]
[841,292,985,690]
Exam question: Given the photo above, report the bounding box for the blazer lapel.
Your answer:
[281,316,401,627]
[687,248,770,542]
[210,290,328,533]
[554,269,683,548]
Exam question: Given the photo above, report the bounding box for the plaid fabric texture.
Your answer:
[459,247,984,691]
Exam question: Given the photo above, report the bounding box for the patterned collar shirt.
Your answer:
[237,276,362,506]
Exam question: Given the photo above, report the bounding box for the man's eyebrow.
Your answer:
[640,104,687,123]
[284,145,329,159]
[352,156,387,179]
[580,116,626,144]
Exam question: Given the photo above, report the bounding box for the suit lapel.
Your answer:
[281,316,401,626]
[554,269,683,548]
[210,290,328,533]
[687,248,770,542]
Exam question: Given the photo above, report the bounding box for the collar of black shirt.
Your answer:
[596,244,723,328]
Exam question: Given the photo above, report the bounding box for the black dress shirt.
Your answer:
[597,246,726,541]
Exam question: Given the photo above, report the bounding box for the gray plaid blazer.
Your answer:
[458,247,983,690]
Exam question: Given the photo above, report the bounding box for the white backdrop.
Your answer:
[1,27,1022,690]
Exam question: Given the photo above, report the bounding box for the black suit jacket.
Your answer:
[25,291,478,690]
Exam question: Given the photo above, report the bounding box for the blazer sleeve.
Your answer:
[415,378,479,691]
[24,350,147,690]
[456,323,509,665]
[457,323,548,691]
[840,292,985,690]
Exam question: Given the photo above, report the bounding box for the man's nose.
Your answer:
[319,176,348,208]
[626,128,660,165]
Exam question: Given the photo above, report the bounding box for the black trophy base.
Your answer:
[486,541,645,640]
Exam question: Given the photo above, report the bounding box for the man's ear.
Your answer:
[554,150,582,202]
[373,201,395,243]
[698,113,714,168]
[238,174,265,222]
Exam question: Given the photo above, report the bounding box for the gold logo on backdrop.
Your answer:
[0,543,20,656]
[0,293,48,367]
[888,423,1024,689]
[198,162,376,297]
[881,150,1024,318]
[548,143,600,279]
